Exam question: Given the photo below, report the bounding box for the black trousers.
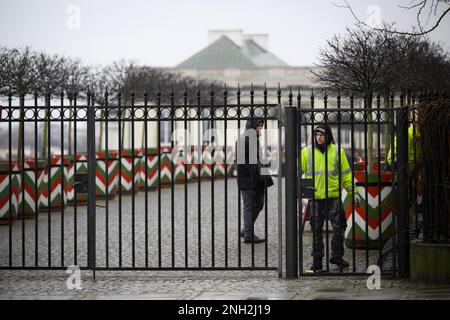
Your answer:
[241,188,265,238]
[310,198,347,259]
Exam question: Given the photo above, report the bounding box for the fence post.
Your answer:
[396,105,409,278]
[87,91,96,275]
[285,106,298,278]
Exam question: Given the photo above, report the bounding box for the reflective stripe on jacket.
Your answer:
[300,143,356,199]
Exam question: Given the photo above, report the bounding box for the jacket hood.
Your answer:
[245,118,264,130]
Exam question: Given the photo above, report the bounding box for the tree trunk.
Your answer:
[17,96,25,162]
[367,95,374,175]
[141,120,146,149]
[383,96,390,158]
[68,99,73,156]
[121,96,127,150]
[98,109,104,152]
[41,96,50,159]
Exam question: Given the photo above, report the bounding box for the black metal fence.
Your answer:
[0,87,283,275]
[1,87,439,278]
[284,92,421,277]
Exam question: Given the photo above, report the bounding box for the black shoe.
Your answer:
[309,258,323,271]
[330,257,350,268]
[243,235,265,243]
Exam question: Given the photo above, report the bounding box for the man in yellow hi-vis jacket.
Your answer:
[387,124,420,167]
[300,124,359,271]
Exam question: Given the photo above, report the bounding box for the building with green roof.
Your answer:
[173,30,318,89]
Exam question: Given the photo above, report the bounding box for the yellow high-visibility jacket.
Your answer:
[387,124,420,165]
[300,144,357,199]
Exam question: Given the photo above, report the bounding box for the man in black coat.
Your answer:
[236,118,273,243]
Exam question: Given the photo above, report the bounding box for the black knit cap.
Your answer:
[314,124,335,145]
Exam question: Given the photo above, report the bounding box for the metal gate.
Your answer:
[0,88,417,278]
[284,92,413,277]
[0,87,283,274]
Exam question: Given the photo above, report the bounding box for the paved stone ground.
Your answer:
[1,178,449,299]
[1,270,450,300]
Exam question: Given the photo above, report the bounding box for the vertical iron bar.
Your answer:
[237,85,241,267]
[60,91,65,267]
[297,89,303,274]
[131,92,135,268]
[277,89,282,278]
[263,85,269,268]
[21,94,25,267]
[47,94,51,267]
[8,91,12,267]
[87,90,96,272]
[210,85,215,267]
[323,91,329,273]
[310,89,316,273]
[337,92,343,273]
[73,93,78,266]
[285,106,298,278]
[350,94,356,272]
[183,87,188,268]
[396,102,410,278]
[390,95,397,275]
[196,86,202,267]
[105,89,109,268]
[250,84,255,267]
[34,92,39,267]
[411,93,418,234]
[157,89,162,267]
[144,91,149,268]
[363,95,369,269]
[170,89,175,267]
[118,91,123,267]
[223,85,228,267]
[377,94,382,270]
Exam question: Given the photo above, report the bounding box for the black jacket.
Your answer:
[236,119,274,190]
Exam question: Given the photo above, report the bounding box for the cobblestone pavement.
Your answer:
[1,270,450,300]
[1,178,449,300]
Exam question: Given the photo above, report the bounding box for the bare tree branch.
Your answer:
[331,0,450,36]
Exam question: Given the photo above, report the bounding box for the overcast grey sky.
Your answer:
[1,0,449,67]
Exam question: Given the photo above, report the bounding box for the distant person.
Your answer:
[300,124,359,271]
[236,118,273,244]
[387,123,420,169]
